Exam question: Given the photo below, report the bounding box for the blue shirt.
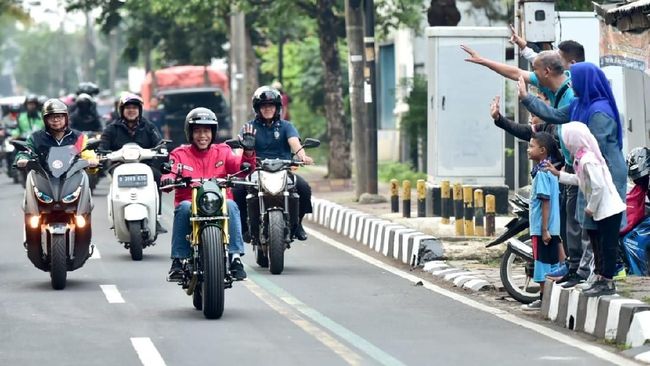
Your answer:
[529,170,561,236]
[245,119,299,160]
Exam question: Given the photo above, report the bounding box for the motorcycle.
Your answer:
[103,141,169,261]
[161,164,254,319]
[228,138,320,275]
[486,186,538,304]
[12,139,97,290]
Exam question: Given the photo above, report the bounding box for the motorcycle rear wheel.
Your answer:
[128,221,143,261]
[255,245,269,268]
[500,246,540,304]
[50,234,67,290]
[193,286,202,311]
[201,226,225,319]
[268,210,285,275]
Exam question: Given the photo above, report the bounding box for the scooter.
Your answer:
[486,186,538,304]
[103,141,168,260]
[13,139,97,290]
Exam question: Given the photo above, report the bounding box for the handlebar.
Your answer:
[160,176,256,191]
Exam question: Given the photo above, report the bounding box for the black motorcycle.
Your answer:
[486,186,538,304]
[13,140,97,290]
[227,138,320,275]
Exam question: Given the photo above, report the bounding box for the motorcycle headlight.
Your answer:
[198,191,222,216]
[260,171,287,195]
[62,187,81,204]
[33,187,54,204]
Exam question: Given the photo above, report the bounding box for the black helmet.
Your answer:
[76,81,100,96]
[252,86,282,120]
[118,93,143,118]
[24,94,39,107]
[184,107,218,144]
[627,147,650,181]
[76,93,94,106]
[42,99,69,131]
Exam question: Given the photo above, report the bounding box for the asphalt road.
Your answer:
[0,174,634,366]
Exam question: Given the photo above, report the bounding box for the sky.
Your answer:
[21,0,98,33]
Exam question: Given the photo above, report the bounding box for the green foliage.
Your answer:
[555,0,593,12]
[400,75,427,168]
[378,161,427,186]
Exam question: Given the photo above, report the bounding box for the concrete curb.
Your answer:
[541,279,650,360]
[307,198,494,292]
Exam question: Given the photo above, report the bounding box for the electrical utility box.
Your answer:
[426,27,509,186]
[521,0,556,42]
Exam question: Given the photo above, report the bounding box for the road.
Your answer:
[0,175,635,366]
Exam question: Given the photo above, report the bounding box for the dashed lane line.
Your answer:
[100,284,125,304]
[130,337,166,366]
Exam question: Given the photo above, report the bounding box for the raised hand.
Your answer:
[490,96,501,120]
[460,44,482,64]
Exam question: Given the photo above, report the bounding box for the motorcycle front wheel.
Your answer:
[201,226,225,319]
[500,246,540,304]
[128,221,143,261]
[50,234,67,290]
[267,210,285,275]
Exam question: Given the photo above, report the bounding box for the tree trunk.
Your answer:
[245,23,259,119]
[316,0,351,179]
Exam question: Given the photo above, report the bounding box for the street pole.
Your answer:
[364,0,378,195]
[514,4,529,189]
[230,9,248,136]
[108,29,117,94]
[345,0,367,200]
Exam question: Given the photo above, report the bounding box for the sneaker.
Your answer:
[613,266,627,281]
[521,299,542,311]
[582,279,616,297]
[230,258,247,281]
[167,258,183,281]
[156,221,168,234]
[560,272,586,289]
[292,224,308,241]
[545,262,569,280]
[576,275,599,291]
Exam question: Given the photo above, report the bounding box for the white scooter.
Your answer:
[104,142,168,260]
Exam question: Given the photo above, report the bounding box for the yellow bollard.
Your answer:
[453,183,464,236]
[441,180,450,224]
[463,185,474,236]
[474,189,485,236]
[417,179,426,217]
[402,180,412,218]
[486,194,496,236]
[390,179,399,213]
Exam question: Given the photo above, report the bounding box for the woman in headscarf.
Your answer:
[542,122,625,296]
[517,62,627,231]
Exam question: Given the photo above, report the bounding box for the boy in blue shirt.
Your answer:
[523,131,563,310]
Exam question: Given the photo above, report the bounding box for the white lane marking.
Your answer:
[91,246,101,259]
[305,227,639,366]
[130,337,167,366]
[100,284,125,304]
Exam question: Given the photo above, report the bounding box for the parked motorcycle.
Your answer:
[228,138,320,275]
[103,141,169,261]
[161,165,254,319]
[13,139,97,290]
[486,186,538,304]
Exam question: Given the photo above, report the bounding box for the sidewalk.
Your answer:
[301,165,650,359]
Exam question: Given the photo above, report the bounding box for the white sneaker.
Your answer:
[576,275,599,291]
[521,299,542,311]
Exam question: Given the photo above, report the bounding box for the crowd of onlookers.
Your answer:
[463,27,650,310]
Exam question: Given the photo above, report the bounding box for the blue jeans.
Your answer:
[171,199,245,259]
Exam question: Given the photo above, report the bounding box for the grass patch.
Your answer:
[378,161,427,186]
[642,296,650,305]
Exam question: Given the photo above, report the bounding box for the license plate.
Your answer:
[118,174,148,187]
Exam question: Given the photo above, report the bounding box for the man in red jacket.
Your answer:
[162,107,256,281]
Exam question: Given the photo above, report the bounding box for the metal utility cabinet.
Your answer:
[426,27,509,186]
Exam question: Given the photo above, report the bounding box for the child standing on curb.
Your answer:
[543,122,626,297]
[523,131,563,311]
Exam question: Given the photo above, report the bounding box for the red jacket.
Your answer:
[620,183,648,235]
[162,143,255,207]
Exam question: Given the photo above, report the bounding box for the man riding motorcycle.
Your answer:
[15,99,98,169]
[14,94,44,138]
[161,107,256,281]
[100,93,167,233]
[70,93,103,132]
[232,86,314,241]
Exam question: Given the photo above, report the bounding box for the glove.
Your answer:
[239,132,256,151]
[161,178,175,187]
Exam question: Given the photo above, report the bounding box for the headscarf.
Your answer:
[568,62,623,148]
[560,122,610,194]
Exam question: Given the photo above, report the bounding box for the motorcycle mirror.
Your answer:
[10,140,31,153]
[225,138,242,149]
[84,138,101,151]
[302,138,321,149]
[160,162,172,174]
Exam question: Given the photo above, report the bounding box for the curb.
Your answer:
[307,197,494,292]
[542,280,650,361]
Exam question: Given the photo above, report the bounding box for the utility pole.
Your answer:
[230,8,248,136]
[108,29,117,94]
[345,0,367,200]
[364,0,378,195]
